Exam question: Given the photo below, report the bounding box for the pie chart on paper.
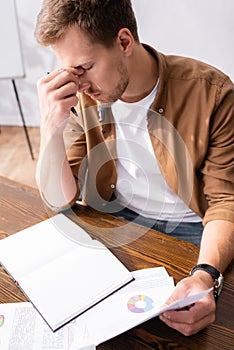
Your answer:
[127,295,154,313]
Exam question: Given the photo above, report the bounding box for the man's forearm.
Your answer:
[198,220,234,273]
[36,68,81,210]
[36,134,78,209]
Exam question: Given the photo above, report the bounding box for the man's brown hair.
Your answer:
[35,0,139,47]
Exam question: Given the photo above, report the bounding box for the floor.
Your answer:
[0,126,40,188]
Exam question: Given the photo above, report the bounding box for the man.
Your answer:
[35,0,234,336]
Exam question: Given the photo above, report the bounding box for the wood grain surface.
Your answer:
[0,126,39,188]
[0,176,233,350]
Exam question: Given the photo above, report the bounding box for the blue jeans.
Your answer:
[111,207,203,246]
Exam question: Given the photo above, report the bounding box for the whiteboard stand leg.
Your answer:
[11,79,34,160]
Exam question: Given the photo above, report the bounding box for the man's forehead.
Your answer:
[53,26,115,68]
[53,26,93,52]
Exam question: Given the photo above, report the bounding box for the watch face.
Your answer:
[214,275,224,298]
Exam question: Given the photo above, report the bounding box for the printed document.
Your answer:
[0,267,212,349]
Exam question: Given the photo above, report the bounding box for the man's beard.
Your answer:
[99,61,129,104]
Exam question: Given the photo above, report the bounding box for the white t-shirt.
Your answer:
[111,82,202,223]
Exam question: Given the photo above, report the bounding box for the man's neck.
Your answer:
[121,44,158,103]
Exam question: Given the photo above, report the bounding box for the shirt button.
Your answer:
[158,108,164,113]
[110,184,116,189]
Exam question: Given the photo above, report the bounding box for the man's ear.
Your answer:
[116,28,134,56]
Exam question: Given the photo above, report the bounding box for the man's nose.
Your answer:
[77,78,91,92]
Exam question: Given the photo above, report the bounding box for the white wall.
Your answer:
[0,0,233,126]
[132,0,234,78]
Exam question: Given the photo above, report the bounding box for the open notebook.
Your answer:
[0,214,133,331]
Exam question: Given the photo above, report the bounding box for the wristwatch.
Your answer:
[189,263,224,299]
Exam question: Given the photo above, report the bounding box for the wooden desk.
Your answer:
[0,176,233,350]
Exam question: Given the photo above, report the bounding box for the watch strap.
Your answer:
[189,264,220,279]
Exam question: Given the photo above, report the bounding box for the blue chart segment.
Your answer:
[127,295,154,313]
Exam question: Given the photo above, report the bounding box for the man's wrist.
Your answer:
[189,263,224,299]
[190,269,214,287]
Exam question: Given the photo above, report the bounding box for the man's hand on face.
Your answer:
[37,68,80,139]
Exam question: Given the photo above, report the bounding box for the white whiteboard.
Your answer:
[0,0,25,79]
